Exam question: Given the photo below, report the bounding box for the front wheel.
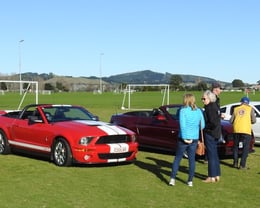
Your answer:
[52,138,73,166]
[0,130,10,154]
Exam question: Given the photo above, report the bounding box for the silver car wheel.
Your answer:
[53,138,72,166]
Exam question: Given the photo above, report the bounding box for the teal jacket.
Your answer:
[179,106,205,140]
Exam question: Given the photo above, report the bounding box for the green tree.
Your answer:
[44,83,54,90]
[0,82,7,90]
[23,83,31,91]
[170,75,182,90]
[232,79,244,88]
[56,82,63,91]
[197,81,208,91]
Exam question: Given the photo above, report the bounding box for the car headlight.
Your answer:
[131,134,137,142]
[79,136,94,145]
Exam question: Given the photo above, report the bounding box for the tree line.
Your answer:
[169,75,255,91]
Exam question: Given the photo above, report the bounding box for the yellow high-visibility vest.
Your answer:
[233,104,252,135]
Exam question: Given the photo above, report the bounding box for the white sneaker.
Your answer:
[187,181,193,187]
[169,178,175,186]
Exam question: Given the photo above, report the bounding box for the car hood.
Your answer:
[53,120,130,135]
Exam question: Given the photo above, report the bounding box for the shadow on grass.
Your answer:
[134,146,260,183]
[134,153,207,185]
[10,149,134,168]
[217,149,260,168]
[134,157,171,184]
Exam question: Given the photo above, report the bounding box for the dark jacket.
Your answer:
[215,95,220,109]
[204,102,221,139]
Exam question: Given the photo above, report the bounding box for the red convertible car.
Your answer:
[110,104,255,156]
[0,104,138,166]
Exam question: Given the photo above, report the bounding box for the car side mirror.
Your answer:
[92,115,99,121]
[156,114,166,121]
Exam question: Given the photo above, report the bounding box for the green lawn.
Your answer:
[0,91,260,208]
[1,90,258,121]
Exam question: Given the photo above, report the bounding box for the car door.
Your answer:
[10,108,53,152]
[136,109,179,150]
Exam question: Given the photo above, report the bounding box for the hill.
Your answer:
[0,70,229,91]
[103,70,221,85]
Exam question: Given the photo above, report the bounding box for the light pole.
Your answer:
[99,53,104,93]
[19,40,24,95]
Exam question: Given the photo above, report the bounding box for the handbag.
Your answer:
[196,129,205,156]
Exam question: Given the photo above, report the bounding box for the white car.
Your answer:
[220,101,260,145]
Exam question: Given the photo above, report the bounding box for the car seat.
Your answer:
[53,110,66,120]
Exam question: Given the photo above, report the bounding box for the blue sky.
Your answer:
[0,0,259,83]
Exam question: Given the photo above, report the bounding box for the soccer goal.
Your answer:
[121,84,170,110]
[0,80,38,110]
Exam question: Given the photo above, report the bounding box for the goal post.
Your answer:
[121,84,170,110]
[0,80,38,110]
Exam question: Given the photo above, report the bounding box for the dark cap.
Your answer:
[212,82,221,89]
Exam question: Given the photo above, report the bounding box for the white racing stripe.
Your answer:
[98,125,117,135]
[105,125,127,134]
[9,140,51,152]
[74,120,127,135]
[98,125,126,135]
[75,120,108,126]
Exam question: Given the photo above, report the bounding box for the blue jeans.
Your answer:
[233,133,251,168]
[171,139,198,182]
[204,133,221,177]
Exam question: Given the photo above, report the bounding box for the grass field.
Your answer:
[0,91,260,208]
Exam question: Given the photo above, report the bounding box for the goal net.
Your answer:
[0,80,39,110]
[121,84,170,110]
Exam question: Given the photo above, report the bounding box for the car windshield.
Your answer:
[165,106,181,120]
[42,106,97,122]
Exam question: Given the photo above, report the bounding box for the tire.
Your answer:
[0,130,11,154]
[52,138,73,166]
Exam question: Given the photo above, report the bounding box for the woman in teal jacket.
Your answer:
[169,94,205,187]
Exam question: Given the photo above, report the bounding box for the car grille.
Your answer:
[98,152,133,159]
[96,135,131,144]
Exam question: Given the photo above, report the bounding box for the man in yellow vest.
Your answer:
[230,97,256,169]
